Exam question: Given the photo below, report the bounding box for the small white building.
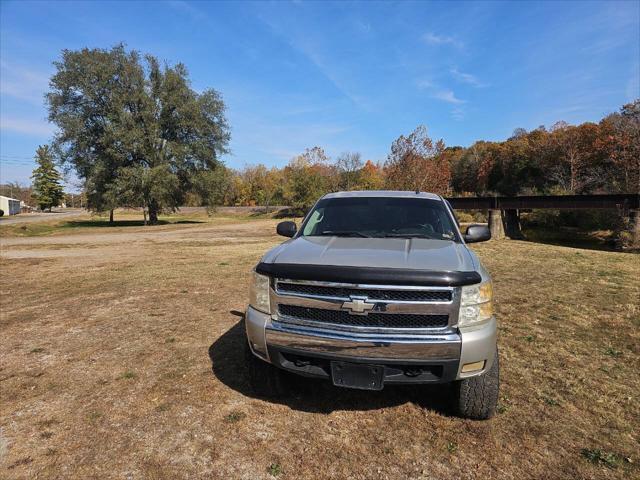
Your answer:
[0,195,21,216]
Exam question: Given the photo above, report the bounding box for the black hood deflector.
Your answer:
[255,262,481,287]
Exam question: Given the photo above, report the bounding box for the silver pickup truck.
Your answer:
[245,191,498,419]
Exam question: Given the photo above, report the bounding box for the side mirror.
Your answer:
[276,221,297,238]
[464,224,491,243]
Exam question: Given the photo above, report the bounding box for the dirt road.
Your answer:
[0,209,84,226]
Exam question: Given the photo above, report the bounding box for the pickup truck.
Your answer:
[245,191,498,419]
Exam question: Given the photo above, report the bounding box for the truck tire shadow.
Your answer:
[208,318,455,416]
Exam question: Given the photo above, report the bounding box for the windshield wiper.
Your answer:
[320,230,371,238]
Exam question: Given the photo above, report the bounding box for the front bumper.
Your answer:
[245,306,496,382]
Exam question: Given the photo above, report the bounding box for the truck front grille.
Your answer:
[278,304,449,329]
[276,282,452,302]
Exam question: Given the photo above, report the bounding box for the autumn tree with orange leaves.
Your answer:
[384,125,451,194]
[221,99,638,208]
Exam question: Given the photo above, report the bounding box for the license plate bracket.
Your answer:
[331,361,384,391]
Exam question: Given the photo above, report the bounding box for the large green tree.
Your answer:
[47,44,230,224]
[31,145,65,211]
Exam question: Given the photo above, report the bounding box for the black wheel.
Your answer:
[452,348,499,420]
[245,339,289,398]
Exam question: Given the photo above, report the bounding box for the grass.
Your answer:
[543,396,560,407]
[268,463,283,477]
[0,207,295,238]
[604,346,623,357]
[0,213,638,479]
[224,411,246,423]
[580,448,624,469]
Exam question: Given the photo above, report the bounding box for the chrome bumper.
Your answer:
[245,306,496,380]
[265,321,461,360]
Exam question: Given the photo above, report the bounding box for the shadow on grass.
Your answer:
[208,318,455,415]
[62,219,205,228]
[262,208,305,219]
[521,227,619,252]
[247,208,300,219]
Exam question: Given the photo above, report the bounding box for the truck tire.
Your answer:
[453,348,499,419]
[245,340,289,398]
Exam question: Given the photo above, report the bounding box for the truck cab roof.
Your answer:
[321,190,443,201]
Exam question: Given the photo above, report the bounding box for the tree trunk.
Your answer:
[629,209,640,249]
[502,209,524,239]
[109,209,114,224]
[148,203,159,225]
[488,209,505,240]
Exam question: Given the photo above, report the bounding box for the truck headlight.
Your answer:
[249,271,271,314]
[458,281,493,327]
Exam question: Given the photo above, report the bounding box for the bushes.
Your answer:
[455,210,487,224]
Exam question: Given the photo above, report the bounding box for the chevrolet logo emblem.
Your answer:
[341,296,375,315]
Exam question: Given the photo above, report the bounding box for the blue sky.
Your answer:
[1,0,639,187]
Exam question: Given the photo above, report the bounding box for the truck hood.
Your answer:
[262,236,476,272]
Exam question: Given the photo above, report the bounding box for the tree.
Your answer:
[549,123,600,194]
[261,167,284,211]
[596,100,640,194]
[510,127,528,140]
[384,125,450,193]
[0,182,33,206]
[283,148,332,212]
[47,44,230,224]
[299,146,330,165]
[336,152,363,190]
[237,164,284,210]
[31,145,65,211]
[358,160,385,190]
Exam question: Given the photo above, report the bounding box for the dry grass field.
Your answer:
[1,211,638,479]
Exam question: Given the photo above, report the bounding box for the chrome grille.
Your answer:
[276,282,452,302]
[271,278,460,333]
[279,305,449,328]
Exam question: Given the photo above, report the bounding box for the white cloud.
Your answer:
[450,68,488,88]
[451,107,465,121]
[0,116,54,137]
[432,89,465,105]
[422,32,464,49]
[257,16,368,109]
[165,1,207,22]
[355,19,372,33]
[416,79,434,89]
[0,61,50,105]
[227,114,353,166]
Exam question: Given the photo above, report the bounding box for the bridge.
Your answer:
[444,193,640,243]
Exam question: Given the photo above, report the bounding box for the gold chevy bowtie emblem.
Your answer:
[341,296,375,315]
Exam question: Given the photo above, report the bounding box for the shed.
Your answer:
[0,195,21,216]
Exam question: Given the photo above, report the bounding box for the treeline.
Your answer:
[22,41,640,223]
[220,100,639,211]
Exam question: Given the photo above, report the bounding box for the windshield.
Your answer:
[299,197,460,241]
